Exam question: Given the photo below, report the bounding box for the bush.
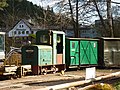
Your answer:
[86,83,114,90]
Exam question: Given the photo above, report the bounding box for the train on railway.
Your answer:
[0,30,120,77]
[21,30,120,75]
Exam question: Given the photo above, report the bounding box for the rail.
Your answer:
[37,71,120,90]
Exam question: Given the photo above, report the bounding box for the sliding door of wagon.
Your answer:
[80,41,90,65]
[80,40,98,65]
[70,41,79,65]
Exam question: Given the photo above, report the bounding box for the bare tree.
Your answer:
[107,0,114,37]
[45,0,119,37]
[76,0,79,37]
[92,0,108,36]
[68,0,76,37]
[93,0,114,37]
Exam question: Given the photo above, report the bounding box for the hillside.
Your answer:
[0,0,69,31]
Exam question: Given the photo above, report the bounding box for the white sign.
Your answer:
[85,67,96,80]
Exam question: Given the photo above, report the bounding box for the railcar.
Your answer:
[98,37,120,68]
[22,30,66,75]
[0,32,19,78]
[65,38,98,68]
[0,32,5,61]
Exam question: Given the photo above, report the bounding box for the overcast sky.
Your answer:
[27,0,120,7]
[27,0,120,24]
[27,0,61,8]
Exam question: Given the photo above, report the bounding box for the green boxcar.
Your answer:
[65,38,98,67]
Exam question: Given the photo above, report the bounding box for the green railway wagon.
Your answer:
[65,38,98,68]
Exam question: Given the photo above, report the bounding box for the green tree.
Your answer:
[0,0,8,10]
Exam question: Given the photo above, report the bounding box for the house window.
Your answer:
[14,31,16,34]
[19,24,24,28]
[18,31,21,34]
[22,31,25,34]
[19,25,21,28]
[27,37,28,40]
[26,31,29,34]
[31,31,34,34]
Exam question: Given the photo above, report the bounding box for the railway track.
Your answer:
[0,69,119,90]
[38,71,120,90]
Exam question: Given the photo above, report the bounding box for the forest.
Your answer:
[0,0,120,37]
[0,0,71,32]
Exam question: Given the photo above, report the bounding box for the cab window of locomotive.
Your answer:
[57,36,61,43]
[40,35,48,44]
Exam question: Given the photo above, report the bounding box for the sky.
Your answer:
[27,0,120,7]
[27,0,120,24]
[27,0,120,15]
[27,0,61,8]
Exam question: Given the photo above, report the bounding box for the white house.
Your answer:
[8,19,36,37]
[8,19,38,44]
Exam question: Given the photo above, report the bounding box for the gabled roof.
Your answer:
[11,19,34,30]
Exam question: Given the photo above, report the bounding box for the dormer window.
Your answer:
[19,24,24,28]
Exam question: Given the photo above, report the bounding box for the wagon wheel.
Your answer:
[7,74,17,80]
[51,66,57,74]
[12,74,17,79]
[41,68,47,75]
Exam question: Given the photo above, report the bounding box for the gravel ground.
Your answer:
[0,69,119,90]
